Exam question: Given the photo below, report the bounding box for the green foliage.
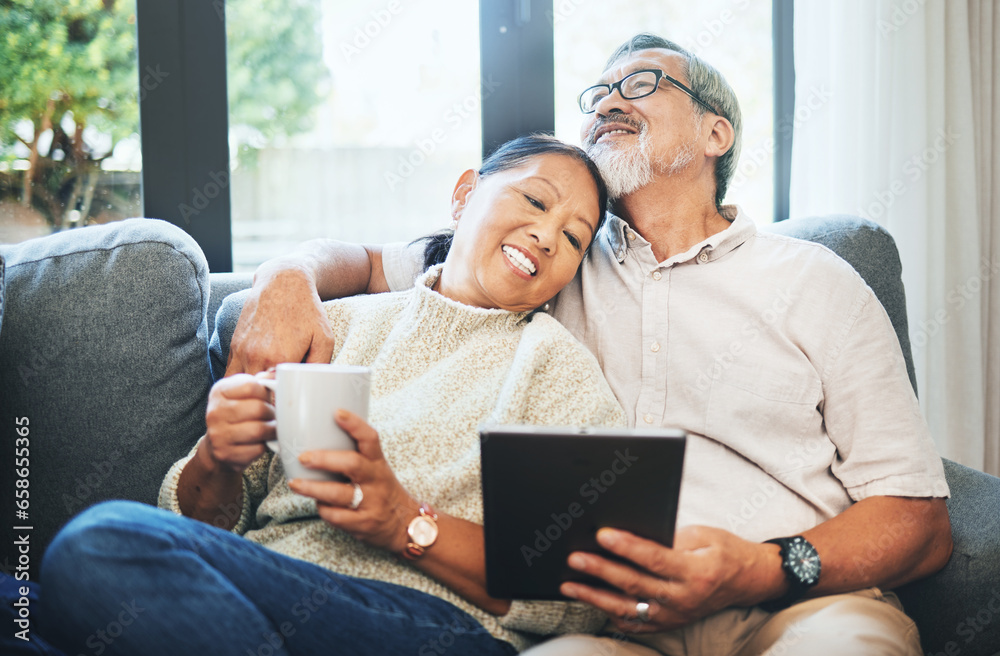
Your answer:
[0,0,329,224]
[227,0,330,146]
[0,0,138,155]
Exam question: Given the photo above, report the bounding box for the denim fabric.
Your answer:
[37,501,517,656]
[0,572,64,655]
[0,219,211,579]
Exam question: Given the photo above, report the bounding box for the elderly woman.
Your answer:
[37,135,627,655]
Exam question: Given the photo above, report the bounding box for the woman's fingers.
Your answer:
[333,410,385,461]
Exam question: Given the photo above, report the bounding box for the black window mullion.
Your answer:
[772,0,795,222]
[136,0,232,272]
[479,0,555,158]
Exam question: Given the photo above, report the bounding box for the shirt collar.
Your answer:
[602,204,756,265]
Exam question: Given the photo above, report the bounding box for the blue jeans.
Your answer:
[34,501,517,656]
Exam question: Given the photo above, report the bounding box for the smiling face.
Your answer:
[436,153,602,312]
[580,49,705,200]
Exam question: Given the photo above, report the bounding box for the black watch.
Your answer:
[760,536,821,612]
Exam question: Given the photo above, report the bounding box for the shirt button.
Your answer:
[643,414,654,424]
[652,271,662,281]
[650,342,660,353]
[628,232,636,241]
[697,251,710,264]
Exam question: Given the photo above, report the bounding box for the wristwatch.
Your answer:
[760,535,821,612]
[402,503,438,560]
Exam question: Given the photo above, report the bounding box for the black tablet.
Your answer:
[479,425,686,600]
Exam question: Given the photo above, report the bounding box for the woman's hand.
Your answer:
[200,372,276,473]
[288,410,418,554]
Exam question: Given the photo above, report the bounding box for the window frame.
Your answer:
[136,0,792,271]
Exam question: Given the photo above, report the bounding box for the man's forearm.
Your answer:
[252,239,387,300]
[744,495,953,608]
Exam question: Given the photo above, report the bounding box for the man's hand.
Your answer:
[227,267,336,375]
[561,525,781,634]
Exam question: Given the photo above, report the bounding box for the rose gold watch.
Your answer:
[403,503,438,560]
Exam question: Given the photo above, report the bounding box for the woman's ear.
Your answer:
[704,115,735,159]
[450,169,479,222]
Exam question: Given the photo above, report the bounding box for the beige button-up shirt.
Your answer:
[383,206,948,541]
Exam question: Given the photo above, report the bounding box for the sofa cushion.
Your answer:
[0,219,211,578]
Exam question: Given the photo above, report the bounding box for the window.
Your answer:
[553,0,775,223]
[0,0,141,244]
[226,0,481,271]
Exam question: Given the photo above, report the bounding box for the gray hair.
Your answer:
[604,33,743,208]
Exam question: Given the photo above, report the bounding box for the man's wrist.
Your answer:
[252,259,317,290]
[745,541,789,607]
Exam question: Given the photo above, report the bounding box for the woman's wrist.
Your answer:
[178,440,244,522]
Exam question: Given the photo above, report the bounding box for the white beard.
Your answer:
[586,120,699,201]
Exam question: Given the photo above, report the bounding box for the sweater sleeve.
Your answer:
[494,315,627,636]
[157,436,273,535]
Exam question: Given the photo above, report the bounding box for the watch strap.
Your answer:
[760,536,820,612]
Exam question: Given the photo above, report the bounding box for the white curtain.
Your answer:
[790,0,1000,476]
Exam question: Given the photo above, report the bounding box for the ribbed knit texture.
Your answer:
[160,265,627,651]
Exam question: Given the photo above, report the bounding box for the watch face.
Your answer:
[410,516,438,547]
[787,538,821,585]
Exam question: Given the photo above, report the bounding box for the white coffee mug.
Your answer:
[259,363,371,481]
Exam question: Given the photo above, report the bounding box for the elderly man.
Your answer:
[228,34,951,655]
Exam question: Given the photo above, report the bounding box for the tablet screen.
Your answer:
[480,426,686,600]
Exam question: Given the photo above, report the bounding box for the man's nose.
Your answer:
[593,88,632,116]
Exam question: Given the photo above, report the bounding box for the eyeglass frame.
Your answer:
[578,69,720,116]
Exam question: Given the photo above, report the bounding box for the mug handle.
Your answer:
[258,377,281,454]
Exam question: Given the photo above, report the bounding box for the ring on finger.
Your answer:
[634,601,651,623]
[349,483,364,510]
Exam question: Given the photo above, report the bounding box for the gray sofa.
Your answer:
[1,217,998,655]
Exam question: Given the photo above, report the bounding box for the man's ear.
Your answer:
[704,115,735,159]
[450,169,479,220]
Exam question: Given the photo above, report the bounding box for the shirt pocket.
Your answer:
[705,362,825,475]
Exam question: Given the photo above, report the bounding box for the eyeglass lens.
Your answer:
[580,71,659,112]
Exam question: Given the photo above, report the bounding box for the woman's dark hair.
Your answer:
[415,134,609,269]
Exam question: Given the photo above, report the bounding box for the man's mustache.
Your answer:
[585,115,646,147]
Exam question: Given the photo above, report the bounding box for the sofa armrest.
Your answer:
[0,219,212,577]
[895,459,1000,655]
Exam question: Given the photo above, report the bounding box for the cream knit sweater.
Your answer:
[160,265,627,651]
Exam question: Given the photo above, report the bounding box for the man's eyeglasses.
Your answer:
[578,69,719,116]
